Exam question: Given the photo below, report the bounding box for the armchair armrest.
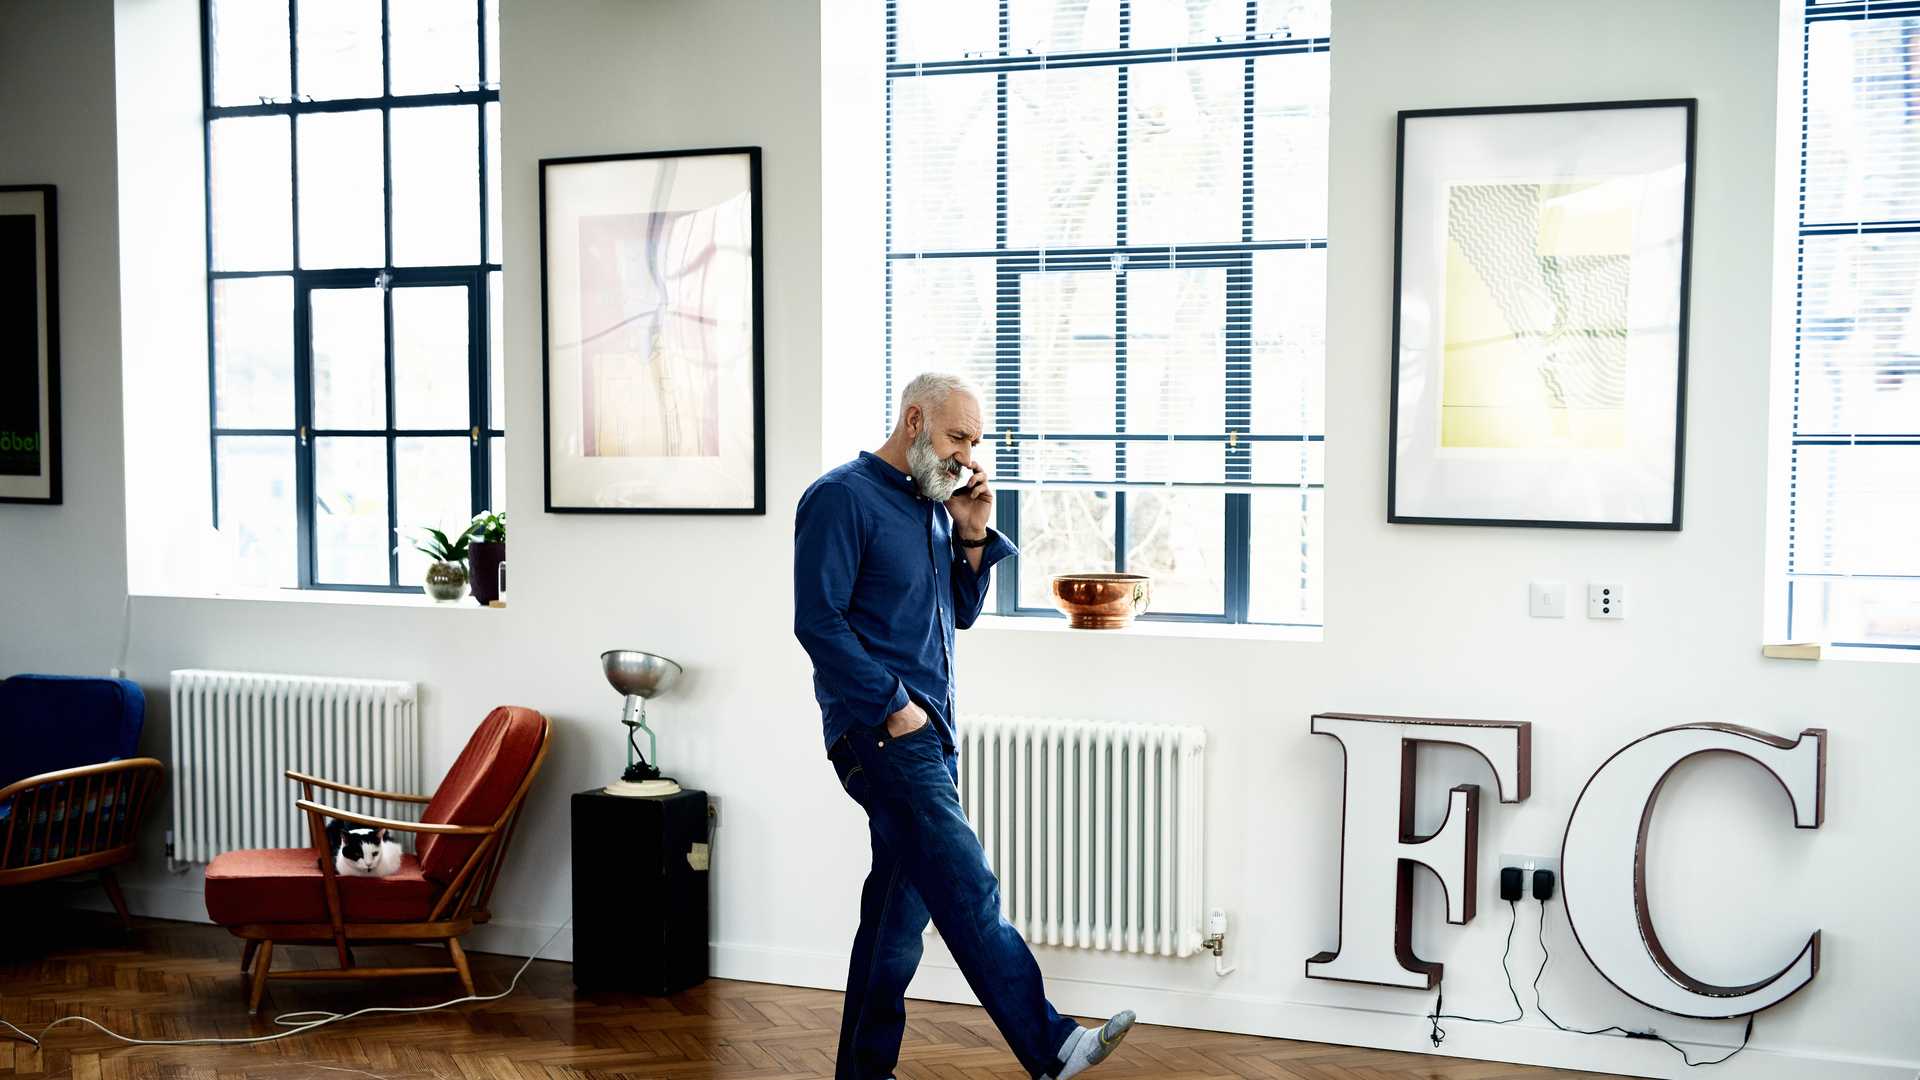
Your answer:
[0,757,165,803]
[285,770,432,804]
[294,799,493,836]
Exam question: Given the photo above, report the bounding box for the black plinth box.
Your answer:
[571,788,710,996]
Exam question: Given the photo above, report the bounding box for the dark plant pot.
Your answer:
[470,541,505,604]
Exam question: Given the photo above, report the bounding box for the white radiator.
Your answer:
[956,714,1207,957]
[169,669,422,862]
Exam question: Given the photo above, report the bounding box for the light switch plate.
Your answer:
[1589,582,1625,618]
[1530,582,1567,618]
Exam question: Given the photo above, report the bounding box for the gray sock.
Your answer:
[1052,1010,1135,1080]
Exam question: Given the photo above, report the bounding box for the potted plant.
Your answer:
[466,510,506,606]
[401,524,472,603]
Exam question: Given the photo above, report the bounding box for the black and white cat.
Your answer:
[325,818,402,877]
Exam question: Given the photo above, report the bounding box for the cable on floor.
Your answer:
[1427,898,1525,1047]
[1531,902,1753,1067]
[0,917,571,1049]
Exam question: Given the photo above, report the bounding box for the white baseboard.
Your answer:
[713,943,1917,1080]
[60,892,1913,1080]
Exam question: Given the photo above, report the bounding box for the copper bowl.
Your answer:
[1049,573,1152,629]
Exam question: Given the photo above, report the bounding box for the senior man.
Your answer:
[794,372,1134,1080]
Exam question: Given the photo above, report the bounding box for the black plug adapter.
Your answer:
[1500,866,1523,902]
[1533,868,1556,901]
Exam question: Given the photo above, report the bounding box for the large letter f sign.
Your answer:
[1306,712,1531,989]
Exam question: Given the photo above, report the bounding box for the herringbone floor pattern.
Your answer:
[0,910,1622,1080]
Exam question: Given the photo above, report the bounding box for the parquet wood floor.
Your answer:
[0,908,1624,1080]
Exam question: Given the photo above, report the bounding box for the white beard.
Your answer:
[907,429,965,501]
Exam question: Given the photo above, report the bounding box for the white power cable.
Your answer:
[0,918,571,1049]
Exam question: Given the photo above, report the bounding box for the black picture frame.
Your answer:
[0,184,60,506]
[538,146,766,515]
[1386,100,1696,530]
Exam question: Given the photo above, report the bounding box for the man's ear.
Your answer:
[901,403,923,438]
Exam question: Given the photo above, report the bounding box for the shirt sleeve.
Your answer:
[952,527,1017,631]
[793,481,911,725]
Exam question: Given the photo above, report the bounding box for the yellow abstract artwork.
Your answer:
[1440,182,1632,449]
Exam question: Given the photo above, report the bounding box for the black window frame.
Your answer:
[201,0,504,594]
[884,0,1329,626]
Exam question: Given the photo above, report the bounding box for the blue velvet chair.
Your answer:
[0,674,164,926]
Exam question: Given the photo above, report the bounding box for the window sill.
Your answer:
[130,585,504,610]
[968,614,1320,642]
[1764,643,1920,664]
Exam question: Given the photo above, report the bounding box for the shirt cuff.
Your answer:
[880,680,910,725]
[977,527,1017,573]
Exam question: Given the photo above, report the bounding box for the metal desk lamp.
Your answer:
[600,649,683,797]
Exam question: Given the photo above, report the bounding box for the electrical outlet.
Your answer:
[1589,582,1625,618]
[1530,582,1567,618]
[1498,852,1561,882]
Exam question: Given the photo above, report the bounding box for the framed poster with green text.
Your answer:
[1388,101,1695,529]
[0,185,59,505]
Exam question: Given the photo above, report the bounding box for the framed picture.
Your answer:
[1388,100,1695,529]
[0,184,60,505]
[539,147,765,513]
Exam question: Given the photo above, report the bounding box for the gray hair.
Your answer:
[897,371,983,427]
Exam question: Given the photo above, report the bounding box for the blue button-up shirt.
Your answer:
[794,451,1016,752]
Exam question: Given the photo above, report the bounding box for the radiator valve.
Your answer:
[1201,908,1235,976]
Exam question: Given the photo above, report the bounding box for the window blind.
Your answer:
[1793,3,1920,646]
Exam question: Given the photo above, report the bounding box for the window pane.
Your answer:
[484,0,501,85]
[297,0,383,101]
[1008,68,1118,249]
[894,0,998,64]
[216,435,297,588]
[1124,490,1225,614]
[214,277,294,428]
[314,436,391,584]
[489,270,505,428]
[1798,233,1920,435]
[392,106,481,267]
[486,101,503,263]
[1806,19,1920,225]
[1129,59,1243,245]
[394,285,470,429]
[1251,248,1325,434]
[1009,0,1120,54]
[1016,490,1117,609]
[1249,488,1322,624]
[210,0,290,107]
[1020,270,1116,437]
[209,116,293,271]
[1791,444,1920,577]
[889,258,998,432]
[489,435,505,511]
[1789,577,1920,648]
[396,437,471,584]
[1129,0,1249,49]
[298,110,386,269]
[1254,53,1329,241]
[312,288,387,430]
[1128,268,1225,436]
[391,0,480,96]
[892,74,998,251]
[1257,0,1330,38]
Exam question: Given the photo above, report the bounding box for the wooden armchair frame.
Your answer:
[0,758,164,927]
[230,715,551,1012]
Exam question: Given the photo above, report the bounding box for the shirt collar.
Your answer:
[859,450,920,497]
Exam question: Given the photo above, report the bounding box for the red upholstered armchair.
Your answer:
[204,706,551,1012]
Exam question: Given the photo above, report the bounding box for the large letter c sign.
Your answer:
[1561,724,1826,1019]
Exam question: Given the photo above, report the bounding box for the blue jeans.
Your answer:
[829,724,1078,1080]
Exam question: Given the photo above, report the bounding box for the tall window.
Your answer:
[1790,2,1920,648]
[204,0,503,593]
[885,0,1329,626]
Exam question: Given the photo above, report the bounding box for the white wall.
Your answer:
[1,1,1916,1078]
